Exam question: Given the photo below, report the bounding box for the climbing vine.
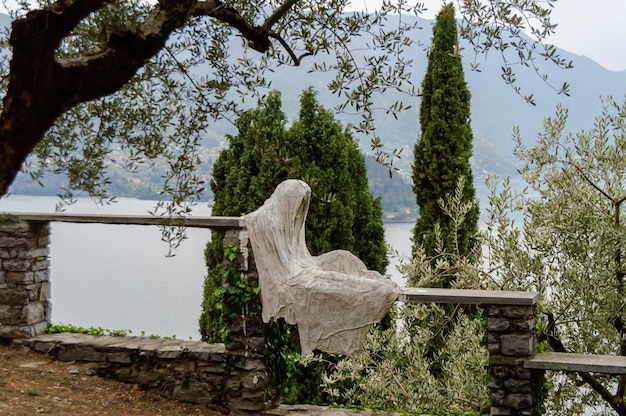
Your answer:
[214,244,260,341]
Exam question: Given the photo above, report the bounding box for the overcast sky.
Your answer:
[2,1,624,71]
[346,0,626,71]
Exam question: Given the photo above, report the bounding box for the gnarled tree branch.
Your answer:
[0,0,274,196]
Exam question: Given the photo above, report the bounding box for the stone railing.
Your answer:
[0,212,543,415]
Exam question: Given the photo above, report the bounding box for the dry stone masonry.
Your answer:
[0,217,50,339]
[488,304,540,415]
[23,333,229,409]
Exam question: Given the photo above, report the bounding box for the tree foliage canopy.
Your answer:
[0,0,568,215]
[200,87,386,328]
[480,96,626,415]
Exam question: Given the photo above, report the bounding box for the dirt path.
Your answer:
[0,340,226,415]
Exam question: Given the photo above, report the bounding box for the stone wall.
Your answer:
[24,333,229,411]
[0,217,50,339]
[0,215,546,415]
[487,304,540,415]
[0,216,270,415]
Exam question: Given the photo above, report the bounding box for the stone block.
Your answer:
[504,378,532,393]
[32,270,47,285]
[490,407,512,415]
[504,393,533,409]
[0,323,29,338]
[16,302,45,324]
[18,247,49,260]
[488,317,511,332]
[226,339,244,351]
[172,382,216,403]
[235,358,266,371]
[0,288,29,304]
[0,321,46,338]
[489,378,504,391]
[491,365,512,379]
[0,236,18,248]
[39,282,51,301]
[199,372,226,384]
[6,271,35,284]
[228,320,245,335]
[112,366,171,387]
[31,258,49,272]
[172,360,196,374]
[107,352,132,363]
[0,304,12,321]
[243,319,264,336]
[501,334,534,356]
[156,345,186,359]
[241,371,267,389]
[241,389,267,400]
[0,249,16,259]
[4,258,33,271]
[0,222,29,234]
[488,343,500,354]
[512,318,535,332]
[43,301,52,321]
[58,345,107,362]
[225,378,242,391]
[197,363,226,375]
[247,336,266,354]
[501,306,535,320]
[31,321,48,336]
[229,397,268,412]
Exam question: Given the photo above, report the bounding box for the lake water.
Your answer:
[0,195,414,340]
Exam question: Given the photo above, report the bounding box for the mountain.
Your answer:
[259,15,626,178]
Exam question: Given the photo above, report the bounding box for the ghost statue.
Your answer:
[244,179,400,358]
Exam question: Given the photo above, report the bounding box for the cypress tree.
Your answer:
[200,88,387,403]
[412,3,479,283]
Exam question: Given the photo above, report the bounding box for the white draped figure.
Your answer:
[244,179,400,358]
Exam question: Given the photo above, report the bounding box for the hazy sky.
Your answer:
[346,0,626,71]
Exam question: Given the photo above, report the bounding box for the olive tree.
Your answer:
[481,96,626,415]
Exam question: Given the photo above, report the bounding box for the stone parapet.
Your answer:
[23,333,229,410]
[0,217,50,339]
[487,304,539,415]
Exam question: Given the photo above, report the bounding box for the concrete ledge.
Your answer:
[1,212,245,230]
[525,352,626,375]
[398,288,539,305]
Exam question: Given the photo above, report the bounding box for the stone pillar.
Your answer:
[487,304,539,415]
[222,228,270,415]
[0,217,50,339]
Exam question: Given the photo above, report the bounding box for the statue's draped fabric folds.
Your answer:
[244,179,399,358]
